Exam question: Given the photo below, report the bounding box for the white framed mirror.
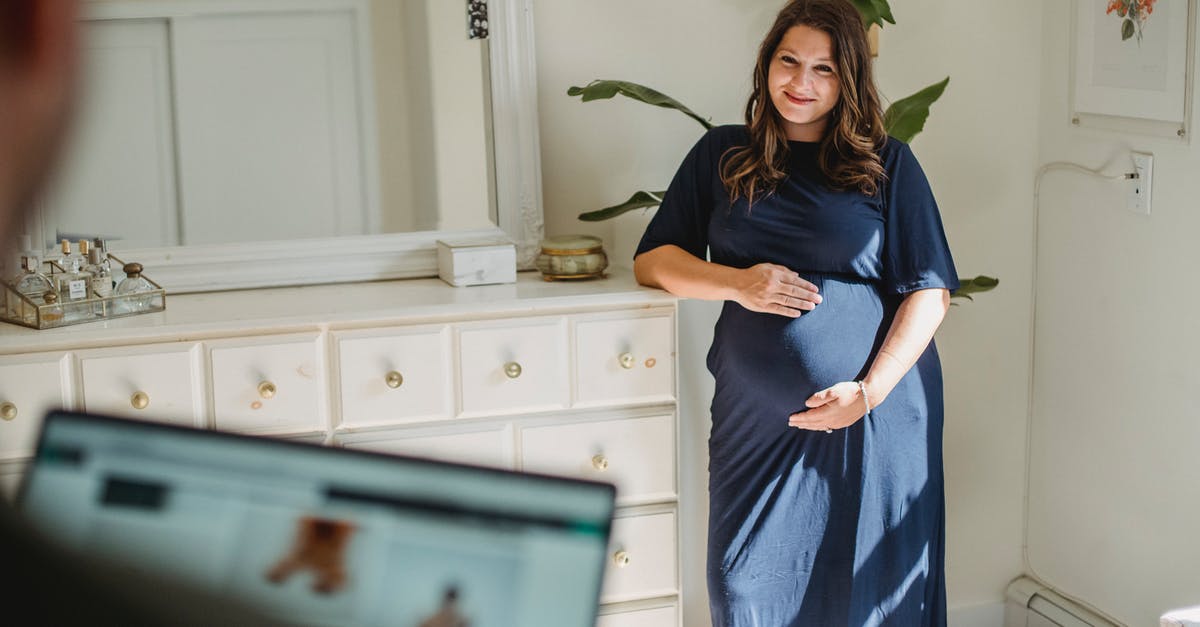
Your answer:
[31,0,543,293]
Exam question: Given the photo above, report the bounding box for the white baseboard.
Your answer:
[951,601,1005,627]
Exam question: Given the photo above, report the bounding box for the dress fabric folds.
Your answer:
[636,125,959,627]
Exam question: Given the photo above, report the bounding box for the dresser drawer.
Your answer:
[338,424,512,469]
[0,353,72,460]
[575,313,674,407]
[601,511,678,604]
[520,414,675,506]
[1,461,25,503]
[458,317,568,416]
[334,325,453,427]
[78,343,201,426]
[209,334,323,434]
[596,605,678,627]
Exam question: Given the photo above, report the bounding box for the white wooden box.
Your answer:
[436,237,517,286]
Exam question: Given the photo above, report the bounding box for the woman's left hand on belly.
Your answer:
[787,381,867,433]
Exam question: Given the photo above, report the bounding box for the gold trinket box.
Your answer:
[535,234,608,281]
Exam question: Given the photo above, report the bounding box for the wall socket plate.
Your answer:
[1129,151,1153,215]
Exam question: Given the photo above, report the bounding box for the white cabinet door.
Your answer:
[79,343,202,426]
[575,313,674,407]
[458,318,568,416]
[0,353,72,461]
[209,334,324,435]
[601,511,679,605]
[521,414,676,506]
[334,326,453,427]
[172,11,371,244]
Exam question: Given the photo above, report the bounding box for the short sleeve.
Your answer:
[880,141,960,295]
[633,128,724,261]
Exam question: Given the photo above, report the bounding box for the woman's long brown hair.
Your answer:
[720,0,887,203]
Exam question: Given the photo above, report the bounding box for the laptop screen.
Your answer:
[16,410,616,627]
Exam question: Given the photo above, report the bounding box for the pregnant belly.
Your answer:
[707,276,887,416]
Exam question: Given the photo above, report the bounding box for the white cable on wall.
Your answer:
[1022,159,1137,627]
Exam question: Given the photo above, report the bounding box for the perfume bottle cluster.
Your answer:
[2,236,163,328]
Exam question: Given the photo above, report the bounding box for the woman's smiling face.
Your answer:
[768,24,841,142]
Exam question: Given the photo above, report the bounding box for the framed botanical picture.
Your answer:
[1071,0,1195,137]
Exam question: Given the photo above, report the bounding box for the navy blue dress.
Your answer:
[636,125,958,626]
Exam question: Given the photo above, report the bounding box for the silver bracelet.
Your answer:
[857,380,871,417]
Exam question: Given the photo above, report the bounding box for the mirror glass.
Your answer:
[30,0,518,290]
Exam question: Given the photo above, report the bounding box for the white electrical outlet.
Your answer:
[1129,151,1153,215]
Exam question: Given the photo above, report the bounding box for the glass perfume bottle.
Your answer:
[40,290,65,326]
[14,256,53,301]
[113,262,155,314]
[85,247,112,297]
[54,238,75,268]
[80,247,112,318]
[10,256,54,324]
[90,238,114,292]
[54,239,92,303]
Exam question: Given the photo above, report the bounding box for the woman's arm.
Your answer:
[634,244,822,317]
[788,287,950,431]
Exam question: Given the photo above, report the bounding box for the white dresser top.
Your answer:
[0,268,677,353]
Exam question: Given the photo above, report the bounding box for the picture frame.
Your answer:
[1070,0,1196,139]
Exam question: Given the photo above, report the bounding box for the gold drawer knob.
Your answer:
[591,454,609,472]
[503,361,522,379]
[0,402,16,421]
[644,357,657,368]
[131,391,150,410]
[618,352,635,369]
[257,381,276,399]
[385,371,404,389]
[612,550,631,568]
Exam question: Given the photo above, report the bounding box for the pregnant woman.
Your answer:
[633,0,958,624]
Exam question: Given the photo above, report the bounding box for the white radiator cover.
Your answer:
[1005,577,1121,627]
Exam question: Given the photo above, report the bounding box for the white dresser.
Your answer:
[0,269,682,625]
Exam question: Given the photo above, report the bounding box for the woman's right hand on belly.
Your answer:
[732,263,822,318]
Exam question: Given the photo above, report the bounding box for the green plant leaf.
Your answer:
[950,275,999,300]
[578,190,667,222]
[1121,18,1135,40]
[849,0,896,28]
[567,80,713,130]
[883,77,949,143]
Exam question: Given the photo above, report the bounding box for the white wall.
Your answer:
[423,0,493,231]
[369,0,418,234]
[1029,3,1200,625]
[534,0,775,244]
[872,0,1041,612]
[535,0,1040,623]
[372,0,493,233]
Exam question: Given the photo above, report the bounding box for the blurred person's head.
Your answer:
[0,0,82,241]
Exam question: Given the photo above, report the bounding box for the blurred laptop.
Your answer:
[16,409,616,627]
